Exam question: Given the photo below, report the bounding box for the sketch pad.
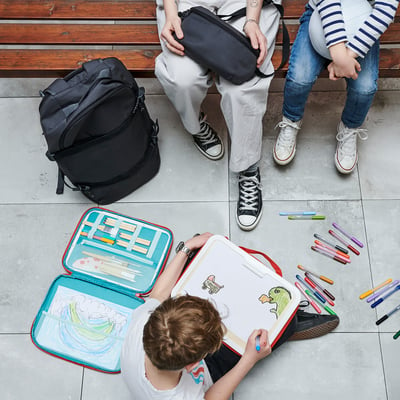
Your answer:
[31,207,173,373]
[172,235,301,354]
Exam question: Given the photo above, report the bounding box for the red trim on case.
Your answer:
[239,246,282,276]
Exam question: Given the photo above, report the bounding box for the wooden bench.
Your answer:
[0,0,399,78]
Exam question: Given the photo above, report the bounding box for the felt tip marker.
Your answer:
[311,245,349,265]
[297,265,334,285]
[255,335,261,351]
[314,240,350,259]
[376,303,400,325]
[313,233,349,254]
[332,222,364,248]
[371,285,400,308]
[288,215,326,220]
[328,230,360,255]
[296,274,326,303]
[305,272,335,301]
[305,289,337,316]
[279,211,316,216]
[359,278,393,300]
[394,330,400,340]
[304,275,335,306]
[367,280,400,303]
[295,282,321,313]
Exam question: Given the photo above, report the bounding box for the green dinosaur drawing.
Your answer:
[258,286,292,318]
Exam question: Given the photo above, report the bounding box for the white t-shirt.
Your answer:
[121,298,213,400]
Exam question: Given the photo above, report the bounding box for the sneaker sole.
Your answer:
[194,142,225,161]
[236,209,263,231]
[288,318,339,341]
[335,153,357,174]
[273,146,296,166]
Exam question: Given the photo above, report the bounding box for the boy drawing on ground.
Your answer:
[121,233,339,399]
[273,0,399,174]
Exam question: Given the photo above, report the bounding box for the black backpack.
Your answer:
[39,57,160,204]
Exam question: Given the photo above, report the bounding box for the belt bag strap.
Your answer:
[218,0,289,72]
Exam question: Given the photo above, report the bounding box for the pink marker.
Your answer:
[295,282,321,313]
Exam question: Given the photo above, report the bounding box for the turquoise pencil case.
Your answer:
[31,207,173,373]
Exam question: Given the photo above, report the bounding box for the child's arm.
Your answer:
[205,329,271,400]
[149,232,213,302]
[159,0,185,55]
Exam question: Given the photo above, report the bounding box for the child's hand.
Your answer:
[184,232,213,251]
[242,329,271,365]
[328,43,361,80]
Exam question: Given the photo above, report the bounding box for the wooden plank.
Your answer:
[0,0,156,20]
[0,24,159,45]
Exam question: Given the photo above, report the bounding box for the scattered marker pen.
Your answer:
[366,280,400,303]
[295,281,321,313]
[376,303,400,325]
[371,284,400,308]
[328,229,360,255]
[305,289,337,316]
[279,211,316,216]
[296,274,326,303]
[314,240,350,259]
[288,215,325,220]
[311,245,349,265]
[314,233,349,254]
[305,272,335,301]
[394,330,400,340]
[359,278,393,300]
[332,222,364,248]
[297,264,334,285]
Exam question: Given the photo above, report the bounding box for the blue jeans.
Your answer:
[283,6,379,128]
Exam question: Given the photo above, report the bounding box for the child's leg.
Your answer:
[282,6,327,122]
[341,42,379,128]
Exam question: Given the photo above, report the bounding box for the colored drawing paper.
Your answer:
[172,236,300,354]
[35,286,133,370]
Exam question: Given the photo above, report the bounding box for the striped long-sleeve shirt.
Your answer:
[309,0,399,57]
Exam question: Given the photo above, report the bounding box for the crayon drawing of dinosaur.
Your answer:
[258,286,292,318]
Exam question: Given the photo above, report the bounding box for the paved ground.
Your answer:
[1,76,400,400]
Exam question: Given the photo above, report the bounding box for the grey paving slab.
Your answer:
[234,333,386,400]
[1,334,83,400]
[363,200,400,332]
[381,333,400,400]
[359,91,400,199]
[229,200,374,332]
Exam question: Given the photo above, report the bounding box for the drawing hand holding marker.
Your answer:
[297,265,334,285]
[366,280,400,303]
[332,222,364,248]
[371,284,400,308]
[328,229,360,255]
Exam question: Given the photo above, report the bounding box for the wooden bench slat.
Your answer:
[0,0,156,20]
[0,24,160,45]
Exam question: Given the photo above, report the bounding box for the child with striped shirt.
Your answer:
[273,0,399,174]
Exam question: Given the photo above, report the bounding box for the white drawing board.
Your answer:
[172,235,301,354]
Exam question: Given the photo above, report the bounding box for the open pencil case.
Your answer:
[31,207,173,373]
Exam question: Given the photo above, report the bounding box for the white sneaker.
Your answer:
[335,121,368,174]
[273,117,302,165]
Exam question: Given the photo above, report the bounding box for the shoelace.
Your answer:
[336,127,368,157]
[238,175,262,212]
[196,121,219,146]
[275,120,301,147]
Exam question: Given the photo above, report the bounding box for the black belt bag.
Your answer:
[173,1,289,85]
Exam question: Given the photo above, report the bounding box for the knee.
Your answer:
[348,76,378,97]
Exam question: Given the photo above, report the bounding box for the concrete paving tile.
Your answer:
[234,333,386,400]
[1,334,82,400]
[380,332,400,400]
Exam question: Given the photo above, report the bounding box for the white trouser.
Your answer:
[155,0,280,172]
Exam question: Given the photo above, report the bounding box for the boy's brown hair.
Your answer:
[143,294,225,370]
